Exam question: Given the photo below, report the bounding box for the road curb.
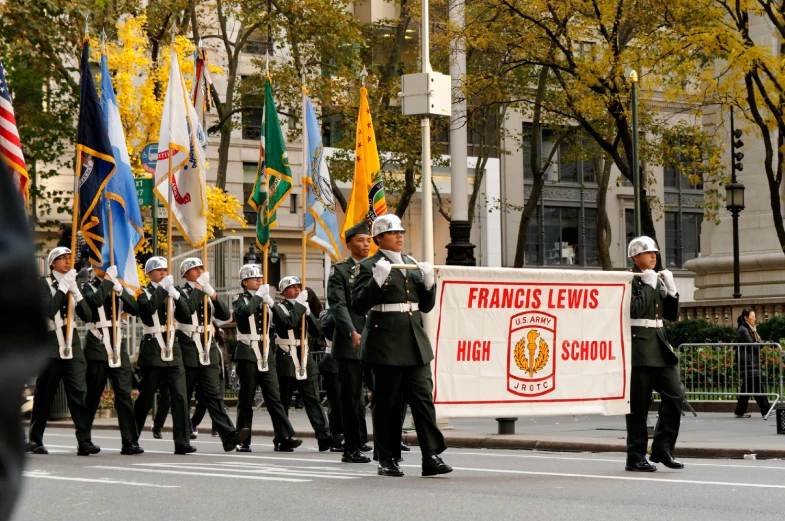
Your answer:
[59,422,785,459]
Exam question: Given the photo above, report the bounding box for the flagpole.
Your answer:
[261,243,269,371]
[300,66,308,379]
[108,203,119,366]
[166,24,175,350]
[65,149,81,356]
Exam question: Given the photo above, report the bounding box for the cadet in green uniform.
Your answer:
[232,263,302,453]
[317,306,344,452]
[352,214,452,478]
[175,258,250,452]
[272,276,340,452]
[82,264,142,455]
[27,247,100,456]
[328,221,372,463]
[132,257,196,455]
[625,236,684,472]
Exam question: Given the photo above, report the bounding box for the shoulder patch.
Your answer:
[232,295,240,302]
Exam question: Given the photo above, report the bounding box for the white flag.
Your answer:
[154,48,208,248]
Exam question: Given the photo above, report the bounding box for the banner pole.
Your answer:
[108,202,118,366]
[300,69,308,379]
[166,147,173,346]
[261,245,269,370]
[65,149,81,355]
[203,242,209,359]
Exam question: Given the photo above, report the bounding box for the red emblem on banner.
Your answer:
[507,311,557,397]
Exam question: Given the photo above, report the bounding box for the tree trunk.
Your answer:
[215,57,238,192]
[395,166,417,219]
[513,177,543,267]
[595,157,613,270]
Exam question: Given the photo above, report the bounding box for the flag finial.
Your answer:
[360,65,368,86]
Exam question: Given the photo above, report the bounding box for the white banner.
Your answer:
[430,266,634,418]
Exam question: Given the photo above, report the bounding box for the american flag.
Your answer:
[0,59,28,203]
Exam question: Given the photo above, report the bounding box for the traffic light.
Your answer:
[733,129,744,171]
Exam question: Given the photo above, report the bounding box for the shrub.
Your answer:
[664,319,735,349]
[756,316,785,344]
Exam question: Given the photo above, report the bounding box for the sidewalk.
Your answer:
[51,405,785,459]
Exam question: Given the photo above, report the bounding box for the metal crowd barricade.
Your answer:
[678,342,784,419]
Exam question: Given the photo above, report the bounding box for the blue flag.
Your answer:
[99,53,143,293]
[76,40,115,266]
[303,96,340,261]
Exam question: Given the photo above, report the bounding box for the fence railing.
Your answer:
[678,342,784,419]
[172,236,245,311]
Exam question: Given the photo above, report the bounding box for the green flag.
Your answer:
[249,78,293,250]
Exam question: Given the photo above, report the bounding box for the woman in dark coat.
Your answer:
[734,308,773,418]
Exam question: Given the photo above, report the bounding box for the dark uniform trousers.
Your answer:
[235,359,295,445]
[82,279,140,443]
[272,299,329,442]
[320,364,342,438]
[176,284,237,442]
[29,276,94,446]
[132,283,192,449]
[625,270,683,462]
[352,252,445,464]
[337,361,367,449]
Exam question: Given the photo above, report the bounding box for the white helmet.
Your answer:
[180,257,204,277]
[371,214,405,238]
[144,256,168,274]
[48,246,71,267]
[278,275,301,293]
[627,236,659,258]
[240,264,263,284]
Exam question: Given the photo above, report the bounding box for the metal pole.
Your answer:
[730,107,741,299]
[630,70,641,237]
[421,0,434,265]
[152,191,158,255]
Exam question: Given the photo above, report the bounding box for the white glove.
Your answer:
[105,265,118,280]
[68,278,83,302]
[295,289,311,316]
[196,272,210,286]
[372,258,391,288]
[202,282,216,298]
[641,269,658,289]
[417,261,435,290]
[113,281,123,295]
[255,284,275,307]
[159,275,174,290]
[166,285,181,300]
[660,269,677,297]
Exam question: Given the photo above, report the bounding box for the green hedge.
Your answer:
[756,316,785,344]
[664,319,736,348]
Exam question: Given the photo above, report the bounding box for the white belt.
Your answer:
[370,302,419,313]
[88,320,113,333]
[277,340,302,351]
[143,325,166,335]
[631,318,663,328]
[237,332,261,343]
[175,323,214,337]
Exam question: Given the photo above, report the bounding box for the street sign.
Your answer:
[141,143,158,174]
[135,177,153,207]
[157,206,168,219]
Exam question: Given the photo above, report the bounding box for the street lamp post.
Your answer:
[726,107,745,299]
[630,70,642,237]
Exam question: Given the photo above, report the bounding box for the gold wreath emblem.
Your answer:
[514,329,549,377]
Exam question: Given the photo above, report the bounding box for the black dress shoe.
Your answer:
[223,428,251,452]
[236,446,252,453]
[190,428,198,440]
[77,441,101,456]
[359,444,372,452]
[330,443,345,453]
[318,434,343,452]
[25,442,48,455]
[342,450,371,463]
[650,451,684,469]
[175,446,197,455]
[377,460,404,477]
[152,427,163,439]
[625,460,657,472]
[121,442,145,455]
[276,437,303,452]
[422,455,453,477]
[400,442,411,452]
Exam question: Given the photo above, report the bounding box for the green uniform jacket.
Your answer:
[351,251,436,367]
[40,274,92,360]
[136,282,189,368]
[318,309,338,374]
[271,299,321,379]
[174,283,231,368]
[630,266,680,367]
[231,290,276,368]
[82,278,139,361]
[327,258,366,361]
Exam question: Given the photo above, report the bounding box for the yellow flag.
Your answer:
[341,87,387,252]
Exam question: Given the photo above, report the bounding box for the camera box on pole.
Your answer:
[399,72,451,117]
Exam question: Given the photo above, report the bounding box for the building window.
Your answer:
[524,212,539,265]
[243,162,259,225]
[584,208,599,266]
[290,193,298,213]
[322,111,344,147]
[665,211,702,268]
[522,124,597,183]
[544,207,579,265]
[241,78,263,141]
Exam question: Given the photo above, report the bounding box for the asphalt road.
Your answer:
[12,427,784,521]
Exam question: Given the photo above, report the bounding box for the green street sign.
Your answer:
[135,177,153,207]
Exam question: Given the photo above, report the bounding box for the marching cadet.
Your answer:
[351,214,451,477]
[82,264,142,455]
[175,258,250,451]
[625,236,684,472]
[272,277,340,452]
[317,305,344,452]
[26,247,100,456]
[132,257,196,455]
[232,264,302,453]
[327,221,372,464]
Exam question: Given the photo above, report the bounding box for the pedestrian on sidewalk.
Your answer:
[734,309,773,419]
[625,236,684,473]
